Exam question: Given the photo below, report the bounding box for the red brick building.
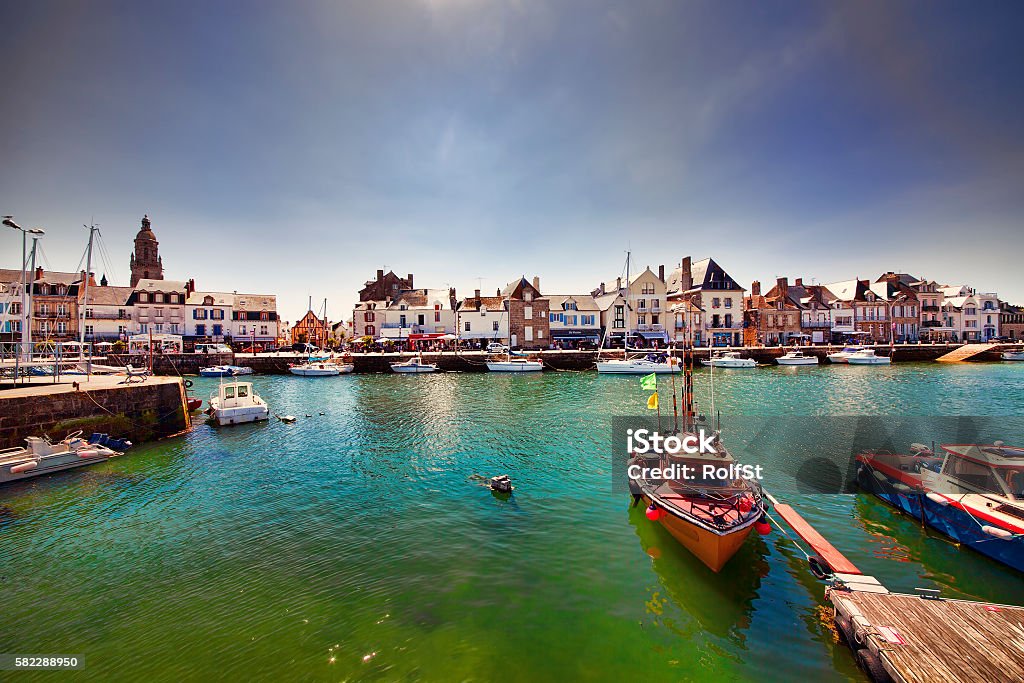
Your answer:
[501,276,550,349]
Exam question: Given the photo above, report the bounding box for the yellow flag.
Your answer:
[647,392,659,410]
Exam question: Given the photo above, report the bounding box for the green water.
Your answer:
[2,362,1024,682]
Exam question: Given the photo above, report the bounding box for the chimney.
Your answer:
[681,257,692,291]
[407,273,414,288]
[616,276,622,291]
[474,288,481,307]
[532,275,540,292]
[795,277,803,287]
[599,282,605,295]
[377,269,384,282]
[80,270,87,283]
[35,266,44,280]
[751,280,761,296]
[658,265,665,282]
[776,277,788,293]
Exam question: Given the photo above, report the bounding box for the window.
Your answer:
[417,314,425,326]
[237,386,248,398]
[465,321,471,332]
[140,323,148,333]
[364,312,375,322]
[638,298,646,310]
[85,308,93,318]
[492,321,499,332]
[155,293,164,303]
[239,325,247,335]
[366,325,376,335]
[725,298,732,309]
[260,325,268,335]
[213,324,223,336]
[85,325,94,336]
[524,306,532,319]
[155,308,164,318]
[224,386,235,399]
[435,311,441,323]
[155,323,163,333]
[712,298,720,308]
[196,324,206,336]
[170,323,179,334]
[57,321,67,334]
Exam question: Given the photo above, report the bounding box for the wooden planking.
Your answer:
[935,343,995,362]
[831,590,1024,683]
[774,503,862,575]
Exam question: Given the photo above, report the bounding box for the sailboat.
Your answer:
[629,327,767,572]
[597,251,680,374]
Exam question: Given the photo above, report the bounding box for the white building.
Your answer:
[81,281,134,341]
[457,290,509,344]
[232,293,279,348]
[593,265,670,344]
[379,288,457,343]
[546,294,602,346]
[941,286,1000,342]
[186,291,233,341]
[131,279,187,336]
[666,257,745,347]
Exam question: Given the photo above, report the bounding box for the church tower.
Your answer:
[129,214,164,286]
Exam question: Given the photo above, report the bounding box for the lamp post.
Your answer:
[3,217,45,383]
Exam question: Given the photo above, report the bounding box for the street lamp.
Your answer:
[4,216,44,381]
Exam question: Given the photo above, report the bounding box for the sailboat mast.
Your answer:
[79,222,99,350]
[624,251,631,352]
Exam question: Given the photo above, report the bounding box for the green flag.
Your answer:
[640,373,657,391]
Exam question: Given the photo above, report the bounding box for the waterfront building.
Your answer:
[20,268,82,343]
[669,299,704,346]
[940,285,1000,341]
[872,274,920,342]
[379,288,458,344]
[80,276,134,341]
[744,279,802,346]
[914,279,955,341]
[359,269,414,302]
[130,278,187,336]
[353,300,386,340]
[232,293,280,349]
[546,294,602,347]
[1000,302,1024,340]
[185,290,233,343]
[762,277,833,343]
[456,290,509,345]
[500,276,549,349]
[291,309,329,347]
[666,257,744,347]
[129,215,164,287]
[593,265,670,345]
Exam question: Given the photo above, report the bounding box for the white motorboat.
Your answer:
[701,351,756,368]
[390,358,439,373]
[1001,350,1024,361]
[826,346,863,364]
[486,359,543,372]
[199,365,253,377]
[846,349,892,365]
[596,353,680,374]
[208,381,270,425]
[289,362,347,376]
[1,432,124,484]
[775,350,819,366]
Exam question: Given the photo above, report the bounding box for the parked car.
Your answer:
[486,342,509,354]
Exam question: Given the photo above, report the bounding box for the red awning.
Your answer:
[407,333,446,341]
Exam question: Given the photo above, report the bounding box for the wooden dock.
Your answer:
[767,493,1024,682]
[935,342,1000,362]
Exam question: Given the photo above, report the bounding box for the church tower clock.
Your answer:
[129,214,164,286]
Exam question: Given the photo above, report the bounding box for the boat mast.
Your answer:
[79,221,99,357]
[624,251,631,352]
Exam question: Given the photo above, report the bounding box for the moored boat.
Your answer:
[390,357,439,373]
[208,381,270,425]
[845,349,891,365]
[597,353,680,374]
[857,442,1024,572]
[1002,349,1024,361]
[826,346,863,363]
[289,362,345,376]
[1,431,125,484]
[775,350,819,366]
[486,358,543,372]
[701,351,756,368]
[199,365,253,377]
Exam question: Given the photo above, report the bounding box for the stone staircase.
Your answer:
[935,343,995,362]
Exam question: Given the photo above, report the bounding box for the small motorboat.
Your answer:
[1001,349,1024,361]
[390,358,439,373]
[596,353,681,374]
[1,431,125,484]
[208,381,270,425]
[857,442,1024,573]
[775,350,819,366]
[199,365,253,377]
[701,351,756,368]
[826,346,864,363]
[846,349,892,365]
[486,359,544,372]
[289,362,345,376]
[187,396,203,411]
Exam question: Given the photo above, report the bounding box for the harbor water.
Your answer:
[2,362,1024,681]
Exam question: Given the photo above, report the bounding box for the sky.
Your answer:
[2,0,1022,323]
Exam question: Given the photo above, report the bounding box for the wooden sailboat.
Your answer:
[630,323,768,571]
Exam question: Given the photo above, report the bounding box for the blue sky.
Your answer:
[2,0,1022,323]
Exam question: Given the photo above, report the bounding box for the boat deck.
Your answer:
[829,588,1024,683]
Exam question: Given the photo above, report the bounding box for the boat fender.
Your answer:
[10,461,38,474]
[925,492,949,506]
[737,497,753,513]
[755,521,771,536]
[892,482,912,493]
[982,525,1014,540]
[808,555,832,580]
[645,503,665,521]
[872,470,887,482]
[184,379,193,388]
[77,449,99,459]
